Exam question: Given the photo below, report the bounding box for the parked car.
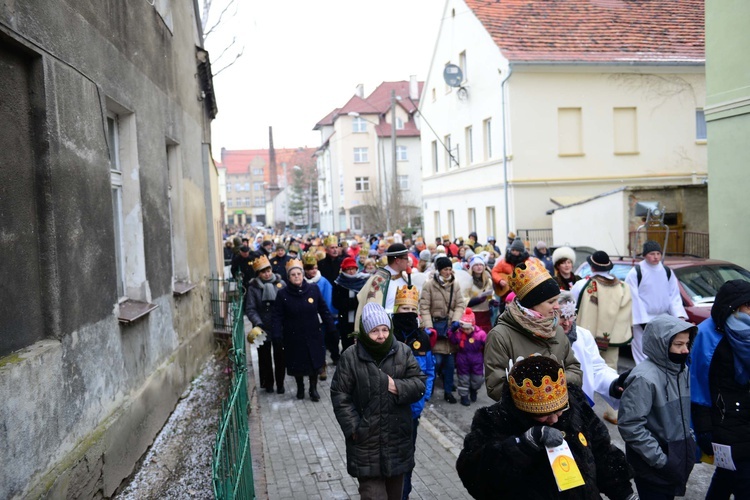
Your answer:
[576,256,750,324]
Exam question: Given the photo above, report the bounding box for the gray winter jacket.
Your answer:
[330,340,426,479]
[618,314,696,496]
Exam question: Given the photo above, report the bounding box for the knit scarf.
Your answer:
[506,299,560,339]
[260,277,279,301]
[724,313,750,385]
[334,271,370,293]
[358,328,394,364]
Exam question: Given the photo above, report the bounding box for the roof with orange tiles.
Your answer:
[465,0,704,64]
[220,148,317,184]
[314,80,424,137]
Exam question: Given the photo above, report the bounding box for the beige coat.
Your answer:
[576,275,632,346]
[419,275,468,355]
[484,311,583,401]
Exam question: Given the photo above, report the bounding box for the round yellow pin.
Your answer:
[308,297,314,303]
[578,432,587,447]
[469,338,475,343]
[412,341,421,350]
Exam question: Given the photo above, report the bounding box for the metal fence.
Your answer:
[516,228,554,248]
[628,230,709,258]
[212,278,255,499]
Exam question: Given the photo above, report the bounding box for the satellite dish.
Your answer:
[443,64,463,88]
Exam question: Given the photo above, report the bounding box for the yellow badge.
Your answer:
[469,338,475,344]
[412,341,421,350]
[277,283,282,288]
[308,298,314,303]
[578,432,587,447]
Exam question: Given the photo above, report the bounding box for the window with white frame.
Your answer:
[252,168,263,176]
[107,102,147,303]
[354,147,369,163]
[444,134,453,169]
[448,209,456,237]
[468,207,476,233]
[235,182,243,191]
[397,145,408,161]
[355,177,370,191]
[226,183,231,192]
[432,141,438,173]
[483,118,492,160]
[396,117,404,130]
[465,125,473,165]
[398,175,409,190]
[352,117,367,133]
[434,211,441,235]
[244,197,251,206]
[253,182,263,191]
[459,50,468,82]
[244,182,251,191]
[486,206,496,238]
[696,109,707,141]
[254,198,264,207]
[227,199,233,208]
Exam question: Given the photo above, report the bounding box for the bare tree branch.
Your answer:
[212,36,238,63]
[204,0,239,40]
[212,46,245,77]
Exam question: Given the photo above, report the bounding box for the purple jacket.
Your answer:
[449,326,486,376]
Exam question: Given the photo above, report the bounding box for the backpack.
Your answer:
[635,264,672,286]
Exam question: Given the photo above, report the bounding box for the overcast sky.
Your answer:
[203,0,444,156]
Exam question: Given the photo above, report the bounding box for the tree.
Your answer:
[288,167,306,228]
[200,0,244,77]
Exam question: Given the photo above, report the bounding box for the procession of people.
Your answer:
[224,226,746,499]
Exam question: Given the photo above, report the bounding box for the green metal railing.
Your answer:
[212,278,255,499]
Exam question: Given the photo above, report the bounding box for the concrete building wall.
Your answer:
[552,190,628,255]
[705,0,750,270]
[0,1,217,497]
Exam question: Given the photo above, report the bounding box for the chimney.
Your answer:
[268,126,279,192]
[409,75,419,100]
[355,83,364,98]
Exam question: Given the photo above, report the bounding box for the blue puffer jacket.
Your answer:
[618,314,696,496]
[399,328,435,419]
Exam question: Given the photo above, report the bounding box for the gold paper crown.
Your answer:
[509,367,568,414]
[286,259,303,272]
[377,255,388,268]
[302,252,319,266]
[508,259,553,301]
[288,243,300,253]
[323,235,338,247]
[359,246,369,257]
[252,255,271,272]
[394,285,419,309]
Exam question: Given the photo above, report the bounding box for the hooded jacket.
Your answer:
[618,314,696,496]
[330,340,426,478]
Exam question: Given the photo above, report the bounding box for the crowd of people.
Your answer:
[224,226,750,500]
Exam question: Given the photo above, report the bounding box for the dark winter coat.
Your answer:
[230,251,257,286]
[691,317,750,461]
[618,315,696,496]
[456,384,634,500]
[270,280,336,376]
[534,248,555,275]
[449,326,486,376]
[245,274,286,330]
[332,281,358,337]
[270,254,290,282]
[318,254,343,285]
[330,341,426,479]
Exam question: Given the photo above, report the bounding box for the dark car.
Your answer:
[576,256,750,324]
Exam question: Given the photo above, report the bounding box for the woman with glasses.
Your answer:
[457,356,636,500]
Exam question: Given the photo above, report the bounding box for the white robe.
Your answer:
[383,265,407,314]
[571,325,620,409]
[625,261,686,325]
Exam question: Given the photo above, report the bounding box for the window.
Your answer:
[352,117,367,133]
[252,168,263,176]
[468,208,476,233]
[444,134,454,169]
[398,175,409,190]
[432,141,438,173]
[226,183,231,192]
[355,177,370,192]
[483,118,492,160]
[558,107,583,156]
[244,182,250,191]
[254,198,265,207]
[431,88,436,102]
[486,207,496,238]
[696,109,707,141]
[434,211,441,235]
[613,107,638,154]
[227,199,233,208]
[448,209,456,237]
[397,145,408,161]
[244,197,251,206]
[235,182,243,191]
[396,117,404,130]
[459,50,467,82]
[253,182,263,191]
[465,126,473,165]
[444,61,452,93]
[354,147,369,163]
[108,113,125,298]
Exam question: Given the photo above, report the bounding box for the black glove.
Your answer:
[521,425,564,452]
[451,321,461,331]
[609,369,631,399]
[696,431,714,456]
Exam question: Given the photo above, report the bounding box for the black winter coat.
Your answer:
[318,254,343,285]
[270,280,336,376]
[332,281,358,336]
[245,274,286,330]
[456,384,634,500]
[330,341,427,479]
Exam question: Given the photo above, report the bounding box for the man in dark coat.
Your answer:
[318,234,344,284]
[270,245,291,282]
[457,356,635,500]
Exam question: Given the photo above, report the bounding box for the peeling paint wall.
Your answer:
[0,0,219,497]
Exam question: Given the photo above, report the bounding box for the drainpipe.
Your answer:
[500,65,513,239]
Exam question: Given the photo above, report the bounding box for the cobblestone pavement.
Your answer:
[247,345,471,500]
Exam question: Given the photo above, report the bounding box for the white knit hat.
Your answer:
[551,246,576,267]
[361,302,391,333]
[469,255,485,268]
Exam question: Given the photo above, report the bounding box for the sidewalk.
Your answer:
[247,344,472,500]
